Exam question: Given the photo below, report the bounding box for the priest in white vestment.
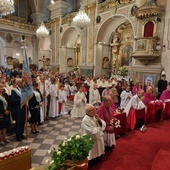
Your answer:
[120,85,133,109]
[89,84,101,109]
[124,90,146,117]
[71,86,87,118]
[81,104,106,166]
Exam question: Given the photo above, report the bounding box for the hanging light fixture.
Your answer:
[36,22,49,39]
[72,10,90,30]
[0,0,15,16]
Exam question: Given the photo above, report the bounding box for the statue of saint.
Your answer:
[112,32,120,44]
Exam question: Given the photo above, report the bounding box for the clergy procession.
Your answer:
[0,67,170,167]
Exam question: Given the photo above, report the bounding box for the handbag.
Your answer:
[10,113,16,126]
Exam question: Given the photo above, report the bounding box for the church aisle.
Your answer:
[0,115,82,168]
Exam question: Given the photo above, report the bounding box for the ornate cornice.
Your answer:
[0,18,36,31]
[98,0,135,13]
[135,1,165,19]
[62,12,76,25]
[85,2,96,11]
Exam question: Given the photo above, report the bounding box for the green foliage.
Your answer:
[117,66,128,77]
[47,134,94,170]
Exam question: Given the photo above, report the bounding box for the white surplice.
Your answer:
[120,90,133,109]
[81,115,106,160]
[71,91,87,118]
[49,84,59,118]
[89,88,101,108]
[124,94,146,117]
[58,89,68,115]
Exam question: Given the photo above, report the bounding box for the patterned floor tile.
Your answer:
[0,114,82,167]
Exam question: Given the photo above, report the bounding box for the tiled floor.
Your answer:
[0,101,82,169]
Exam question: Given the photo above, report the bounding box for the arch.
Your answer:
[39,37,51,50]
[61,26,80,47]
[0,36,6,46]
[12,37,33,63]
[94,14,134,77]
[95,14,135,43]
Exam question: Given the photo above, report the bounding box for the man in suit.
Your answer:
[11,79,26,141]
[158,73,168,99]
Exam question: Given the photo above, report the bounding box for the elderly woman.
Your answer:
[0,83,10,144]
[29,81,43,134]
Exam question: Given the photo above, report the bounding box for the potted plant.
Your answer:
[47,133,94,170]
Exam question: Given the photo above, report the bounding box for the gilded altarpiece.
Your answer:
[112,22,133,74]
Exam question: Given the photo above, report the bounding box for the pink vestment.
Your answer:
[97,105,116,146]
[143,92,157,106]
[97,105,115,134]
[160,90,170,102]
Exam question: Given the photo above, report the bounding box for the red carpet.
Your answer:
[89,120,170,170]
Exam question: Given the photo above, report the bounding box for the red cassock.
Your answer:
[162,101,170,120]
[146,101,163,124]
[126,108,145,130]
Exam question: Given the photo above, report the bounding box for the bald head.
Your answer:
[137,89,145,97]
[85,104,96,117]
[167,85,170,92]
[103,95,112,107]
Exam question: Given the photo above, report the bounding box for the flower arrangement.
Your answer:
[110,117,121,129]
[47,133,94,170]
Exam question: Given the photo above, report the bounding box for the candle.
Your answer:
[24,145,29,151]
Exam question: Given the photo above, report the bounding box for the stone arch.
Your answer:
[94,14,134,77]
[38,37,51,69]
[61,27,80,47]
[60,27,80,72]
[12,37,33,63]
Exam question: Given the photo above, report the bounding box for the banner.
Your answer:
[21,48,33,107]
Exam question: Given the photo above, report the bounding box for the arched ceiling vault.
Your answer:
[96,15,133,43]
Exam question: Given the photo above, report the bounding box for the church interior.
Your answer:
[0,0,170,84]
[0,0,170,170]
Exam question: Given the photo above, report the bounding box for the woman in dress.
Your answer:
[29,81,43,134]
[0,83,10,144]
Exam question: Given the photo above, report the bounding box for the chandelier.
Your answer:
[36,22,49,39]
[72,10,90,30]
[0,0,15,16]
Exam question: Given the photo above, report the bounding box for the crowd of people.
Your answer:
[0,67,170,167]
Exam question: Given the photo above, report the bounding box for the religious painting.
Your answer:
[13,58,20,68]
[144,75,155,89]
[102,56,109,69]
[46,58,50,66]
[137,40,146,51]
[67,57,73,67]
[7,56,13,65]
[121,45,132,67]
